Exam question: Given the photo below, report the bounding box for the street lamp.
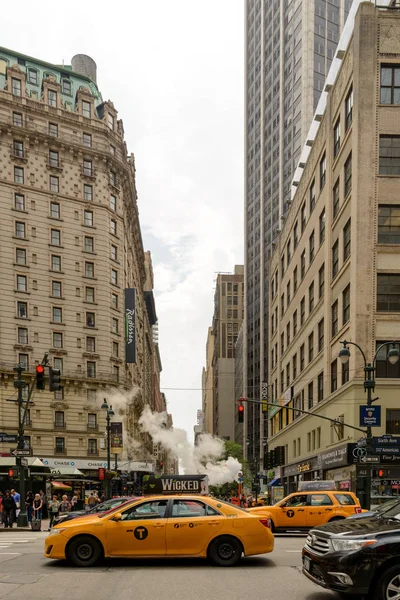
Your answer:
[338,340,399,509]
[101,399,114,499]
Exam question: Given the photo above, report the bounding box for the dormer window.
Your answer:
[62,79,72,95]
[48,90,57,108]
[12,78,21,96]
[82,101,91,119]
[27,69,38,85]
[107,113,115,131]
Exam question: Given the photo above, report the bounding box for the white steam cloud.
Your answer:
[139,406,241,486]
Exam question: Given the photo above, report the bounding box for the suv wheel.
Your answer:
[376,564,400,600]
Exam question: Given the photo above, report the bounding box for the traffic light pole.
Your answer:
[14,364,29,527]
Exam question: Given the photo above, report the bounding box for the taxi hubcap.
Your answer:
[387,575,400,600]
[77,543,93,561]
[218,543,234,559]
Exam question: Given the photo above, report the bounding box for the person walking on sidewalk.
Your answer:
[33,494,43,519]
[48,495,60,530]
[25,491,34,524]
[2,491,16,528]
[59,495,71,514]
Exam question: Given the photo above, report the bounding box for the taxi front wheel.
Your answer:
[208,535,243,567]
[66,535,102,567]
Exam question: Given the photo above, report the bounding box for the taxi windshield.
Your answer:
[98,498,138,518]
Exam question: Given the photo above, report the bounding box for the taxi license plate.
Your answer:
[304,556,311,571]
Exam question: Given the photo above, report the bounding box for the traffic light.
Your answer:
[49,366,61,391]
[375,468,388,478]
[276,445,285,466]
[238,402,245,423]
[35,364,45,390]
[8,468,17,478]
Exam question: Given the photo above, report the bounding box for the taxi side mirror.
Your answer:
[113,512,122,522]
[280,502,287,508]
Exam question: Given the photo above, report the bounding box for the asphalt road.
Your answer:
[0,532,337,600]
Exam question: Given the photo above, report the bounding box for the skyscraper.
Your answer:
[244,0,353,464]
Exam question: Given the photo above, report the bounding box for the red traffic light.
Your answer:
[36,365,44,374]
[238,405,244,413]
[378,469,385,477]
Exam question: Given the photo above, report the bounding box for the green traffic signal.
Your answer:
[49,367,61,392]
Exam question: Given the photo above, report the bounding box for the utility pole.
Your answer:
[13,364,29,527]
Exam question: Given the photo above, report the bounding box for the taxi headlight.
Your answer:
[49,528,67,536]
[331,539,376,552]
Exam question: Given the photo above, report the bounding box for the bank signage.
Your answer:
[125,288,136,364]
[41,458,107,469]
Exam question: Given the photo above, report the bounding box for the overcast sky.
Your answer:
[7,1,244,438]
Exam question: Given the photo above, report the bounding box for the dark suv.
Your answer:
[52,497,134,527]
[302,502,400,598]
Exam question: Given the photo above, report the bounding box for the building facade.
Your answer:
[244,0,353,464]
[0,48,164,482]
[202,266,244,441]
[234,325,244,445]
[267,2,400,508]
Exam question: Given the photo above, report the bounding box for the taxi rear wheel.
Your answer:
[66,535,102,567]
[208,535,243,567]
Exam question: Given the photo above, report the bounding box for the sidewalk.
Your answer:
[0,518,50,531]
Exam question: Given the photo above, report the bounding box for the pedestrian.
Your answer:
[25,491,34,524]
[2,490,16,528]
[100,493,105,503]
[59,495,71,514]
[48,495,60,530]
[10,489,20,521]
[39,490,48,519]
[33,493,43,520]
[71,493,78,511]
[88,493,97,508]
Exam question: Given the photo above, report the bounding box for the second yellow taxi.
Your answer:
[45,494,274,567]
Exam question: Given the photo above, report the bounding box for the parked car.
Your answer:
[302,502,400,598]
[347,497,400,520]
[52,496,135,527]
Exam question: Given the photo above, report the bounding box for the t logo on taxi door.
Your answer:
[134,526,148,540]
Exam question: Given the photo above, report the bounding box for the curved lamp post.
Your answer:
[101,399,114,499]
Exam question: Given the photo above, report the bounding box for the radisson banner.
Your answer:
[125,288,136,363]
[110,422,123,454]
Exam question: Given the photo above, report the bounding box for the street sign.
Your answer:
[11,448,31,457]
[21,457,28,466]
[373,435,400,446]
[357,437,367,447]
[375,446,400,454]
[360,456,379,463]
[0,433,18,443]
[360,405,381,427]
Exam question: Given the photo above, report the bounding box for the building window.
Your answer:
[84,210,93,227]
[380,65,400,105]
[14,194,25,211]
[301,203,306,232]
[50,202,60,219]
[86,312,96,327]
[52,307,62,323]
[51,229,61,246]
[293,310,297,336]
[54,357,63,373]
[113,341,119,357]
[309,281,314,313]
[317,372,324,402]
[86,336,96,352]
[52,281,62,297]
[318,318,324,352]
[331,360,338,393]
[377,274,400,312]
[85,287,95,303]
[319,209,325,245]
[293,221,298,249]
[110,219,117,235]
[332,240,339,278]
[332,300,339,336]
[110,194,117,211]
[55,437,65,453]
[88,439,98,455]
[55,411,64,428]
[387,409,400,435]
[301,249,306,279]
[18,353,28,369]
[309,230,315,263]
[88,413,97,429]
[27,68,38,85]
[18,327,28,344]
[51,255,61,271]
[281,254,285,279]
[378,205,400,244]
[310,180,316,213]
[13,112,23,127]
[300,296,305,326]
[82,101,91,118]
[345,86,353,130]
[83,133,92,148]
[17,301,27,318]
[84,184,93,201]
[49,122,58,137]
[333,178,340,219]
[53,332,63,348]
[320,152,326,190]
[49,150,59,168]
[111,269,118,285]
[12,78,21,96]
[87,361,96,378]
[13,140,24,158]
[342,360,349,384]
[379,136,400,175]
[286,322,290,346]
[17,274,27,292]
[287,240,291,267]
[344,152,352,196]
[16,248,26,265]
[50,175,59,193]
[318,263,325,299]
[111,293,118,309]
[286,282,291,308]
[84,236,94,253]
[333,118,340,157]
[280,332,284,355]
[308,332,314,363]
[300,344,305,371]
[113,365,120,381]
[83,160,93,177]
[293,266,298,293]
[109,171,116,187]
[15,221,26,238]
[85,262,94,278]
[14,167,24,184]
[342,220,351,264]
[107,113,115,131]
[286,363,290,388]
[308,382,313,409]
[110,145,115,156]
[48,90,57,108]
[111,245,118,261]
[112,318,119,334]
[376,342,400,378]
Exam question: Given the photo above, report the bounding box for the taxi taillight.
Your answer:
[259,518,271,529]
[355,507,362,514]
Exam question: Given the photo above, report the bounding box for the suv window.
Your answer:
[121,500,167,520]
[285,494,308,507]
[310,494,333,506]
[334,493,355,506]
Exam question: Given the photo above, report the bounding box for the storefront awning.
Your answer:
[51,481,72,490]
[0,457,46,468]
[48,467,84,476]
[268,477,282,487]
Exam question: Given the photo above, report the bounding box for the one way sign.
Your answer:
[11,448,32,457]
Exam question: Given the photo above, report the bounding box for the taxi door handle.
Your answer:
[208,522,220,526]
[152,523,164,529]
[297,509,305,512]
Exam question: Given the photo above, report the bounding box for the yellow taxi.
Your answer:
[45,494,274,567]
[248,490,363,532]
